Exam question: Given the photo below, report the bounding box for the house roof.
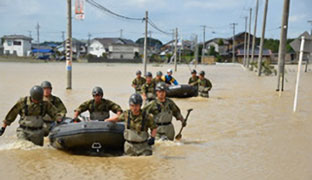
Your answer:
[205,38,230,45]
[93,38,134,46]
[2,35,32,41]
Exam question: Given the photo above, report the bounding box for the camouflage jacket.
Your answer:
[75,98,122,114]
[152,77,164,85]
[188,76,199,86]
[3,96,60,126]
[43,95,67,117]
[132,77,146,93]
[143,98,183,120]
[118,110,156,132]
[198,78,212,90]
[141,82,156,95]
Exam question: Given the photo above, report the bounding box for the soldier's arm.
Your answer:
[188,78,192,85]
[170,100,184,121]
[141,85,147,100]
[207,79,212,90]
[46,102,62,122]
[3,98,24,126]
[147,114,157,137]
[106,111,125,123]
[55,97,67,117]
[107,100,122,114]
[131,79,137,88]
[74,100,90,118]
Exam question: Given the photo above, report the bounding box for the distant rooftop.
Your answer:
[2,35,32,41]
[93,38,134,46]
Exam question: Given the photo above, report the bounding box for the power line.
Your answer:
[148,18,173,35]
[85,0,143,21]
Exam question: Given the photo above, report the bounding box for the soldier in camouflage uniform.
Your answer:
[144,82,186,141]
[152,71,164,85]
[142,72,156,104]
[74,87,122,121]
[41,81,67,136]
[198,71,212,98]
[106,93,157,156]
[188,69,199,87]
[131,70,146,94]
[0,86,62,146]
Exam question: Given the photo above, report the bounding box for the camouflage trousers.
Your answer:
[156,123,175,141]
[16,127,44,146]
[124,141,152,156]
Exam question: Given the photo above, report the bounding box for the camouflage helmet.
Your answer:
[155,82,168,91]
[41,81,52,89]
[136,70,142,75]
[92,87,103,96]
[191,69,197,74]
[30,85,44,101]
[129,93,143,105]
[146,72,152,78]
[199,71,205,76]
[156,71,163,76]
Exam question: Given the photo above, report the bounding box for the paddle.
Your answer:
[175,108,193,140]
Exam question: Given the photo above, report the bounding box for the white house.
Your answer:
[205,38,230,55]
[89,38,135,57]
[2,35,32,56]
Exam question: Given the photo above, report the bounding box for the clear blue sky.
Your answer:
[0,0,311,44]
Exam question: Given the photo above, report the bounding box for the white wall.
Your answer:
[108,45,142,59]
[89,40,106,57]
[3,39,31,56]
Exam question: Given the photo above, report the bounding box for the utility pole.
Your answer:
[61,31,65,55]
[308,21,312,35]
[194,34,199,68]
[201,25,206,63]
[66,0,73,90]
[120,29,123,39]
[143,11,148,76]
[243,17,248,66]
[174,27,178,72]
[36,22,40,44]
[87,33,91,54]
[307,20,312,73]
[276,0,291,92]
[257,0,269,76]
[230,23,238,63]
[250,0,259,70]
[246,8,252,68]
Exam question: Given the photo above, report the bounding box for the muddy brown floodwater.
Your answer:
[0,62,311,180]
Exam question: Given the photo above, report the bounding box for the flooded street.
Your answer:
[0,62,311,180]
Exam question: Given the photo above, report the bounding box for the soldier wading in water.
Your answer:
[106,93,157,156]
[0,86,62,146]
[144,82,186,141]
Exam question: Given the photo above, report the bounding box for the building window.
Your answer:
[7,40,13,46]
[13,41,22,46]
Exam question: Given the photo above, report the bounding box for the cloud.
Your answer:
[289,14,307,23]
[184,0,244,10]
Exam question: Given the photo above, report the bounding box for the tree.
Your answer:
[217,39,224,46]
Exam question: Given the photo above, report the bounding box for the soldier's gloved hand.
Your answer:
[147,137,155,146]
[0,127,6,136]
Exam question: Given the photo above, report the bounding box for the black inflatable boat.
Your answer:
[49,120,125,155]
[166,84,197,98]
